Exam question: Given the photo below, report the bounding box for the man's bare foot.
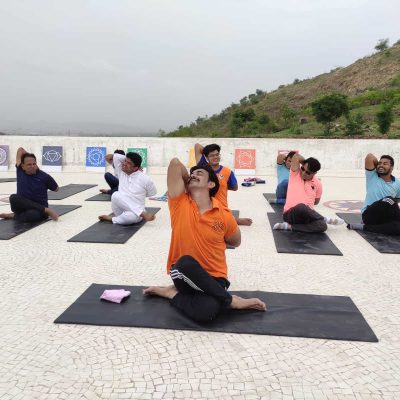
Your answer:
[99,189,108,194]
[237,217,253,226]
[45,208,59,221]
[141,211,155,222]
[143,285,177,299]
[230,294,267,311]
[99,215,113,222]
[0,212,14,220]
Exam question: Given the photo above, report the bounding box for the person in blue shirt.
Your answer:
[0,147,59,222]
[347,153,400,235]
[268,151,296,205]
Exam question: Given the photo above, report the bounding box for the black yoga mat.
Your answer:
[0,178,16,183]
[263,193,284,214]
[48,184,97,200]
[54,283,378,342]
[85,193,111,202]
[0,205,81,240]
[68,207,161,244]
[337,212,400,254]
[267,213,342,256]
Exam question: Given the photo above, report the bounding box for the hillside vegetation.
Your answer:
[165,42,400,138]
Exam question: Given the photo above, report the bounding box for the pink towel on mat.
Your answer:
[100,289,131,303]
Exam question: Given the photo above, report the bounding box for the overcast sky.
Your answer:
[1,0,399,133]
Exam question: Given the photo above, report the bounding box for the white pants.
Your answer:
[111,192,142,225]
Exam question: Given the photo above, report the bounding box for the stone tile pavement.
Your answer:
[0,171,399,399]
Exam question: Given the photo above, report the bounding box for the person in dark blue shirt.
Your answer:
[0,147,59,222]
[100,149,125,195]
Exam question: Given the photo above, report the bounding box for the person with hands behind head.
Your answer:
[347,153,400,235]
[0,147,59,222]
[98,151,157,225]
[143,157,266,323]
[273,154,344,232]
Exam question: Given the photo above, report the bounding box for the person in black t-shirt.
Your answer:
[0,147,59,222]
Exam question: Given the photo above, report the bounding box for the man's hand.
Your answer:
[365,153,378,170]
[277,152,286,165]
[105,154,114,165]
[290,153,305,172]
[16,147,27,167]
[167,158,189,198]
[194,143,204,165]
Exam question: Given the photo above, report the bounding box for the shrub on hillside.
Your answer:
[288,125,303,135]
[376,103,394,134]
[281,105,297,128]
[311,94,349,135]
[344,112,365,136]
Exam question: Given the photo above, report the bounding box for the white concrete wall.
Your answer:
[1,136,400,176]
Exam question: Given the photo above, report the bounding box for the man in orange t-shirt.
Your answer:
[194,143,252,226]
[273,154,344,233]
[143,158,266,322]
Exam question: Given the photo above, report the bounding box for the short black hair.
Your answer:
[21,153,36,164]
[285,151,297,160]
[304,157,321,173]
[126,152,142,168]
[380,155,394,167]
[203,144,221,157]
[114,149,125,155]
[190,164,220,197]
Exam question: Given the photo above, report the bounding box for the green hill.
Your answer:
[165,43,400,138]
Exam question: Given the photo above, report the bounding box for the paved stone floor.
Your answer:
[1,170,400,400]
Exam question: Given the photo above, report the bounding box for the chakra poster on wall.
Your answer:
[86,147,106,172]
[234,149,256,175]
[127,148,148,172]
[0,145,9,171]
[42,146,63,172]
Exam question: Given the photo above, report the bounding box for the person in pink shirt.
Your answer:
[273,154,344,233]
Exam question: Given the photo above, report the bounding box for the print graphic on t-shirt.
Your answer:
[212,220,225,233]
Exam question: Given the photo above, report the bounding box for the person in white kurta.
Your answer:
[99,152,157,225]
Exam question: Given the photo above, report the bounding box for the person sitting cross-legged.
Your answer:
[268,151,297,205]
[273,154,344,233]
[98,152,157,225]
[100,149,125,195]
[143,158,266,323]
[0,147,59,222]
[347,153,400,235]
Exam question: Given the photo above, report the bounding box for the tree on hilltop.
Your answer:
[375,38,389,52]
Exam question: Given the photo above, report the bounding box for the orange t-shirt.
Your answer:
[214,166,232,208]
[283,169,323,213]
[166,192,238,279]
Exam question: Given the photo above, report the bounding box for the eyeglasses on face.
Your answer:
[301,166,314,175]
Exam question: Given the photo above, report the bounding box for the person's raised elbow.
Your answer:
[225,229,241,248]
[169,157,181,167]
